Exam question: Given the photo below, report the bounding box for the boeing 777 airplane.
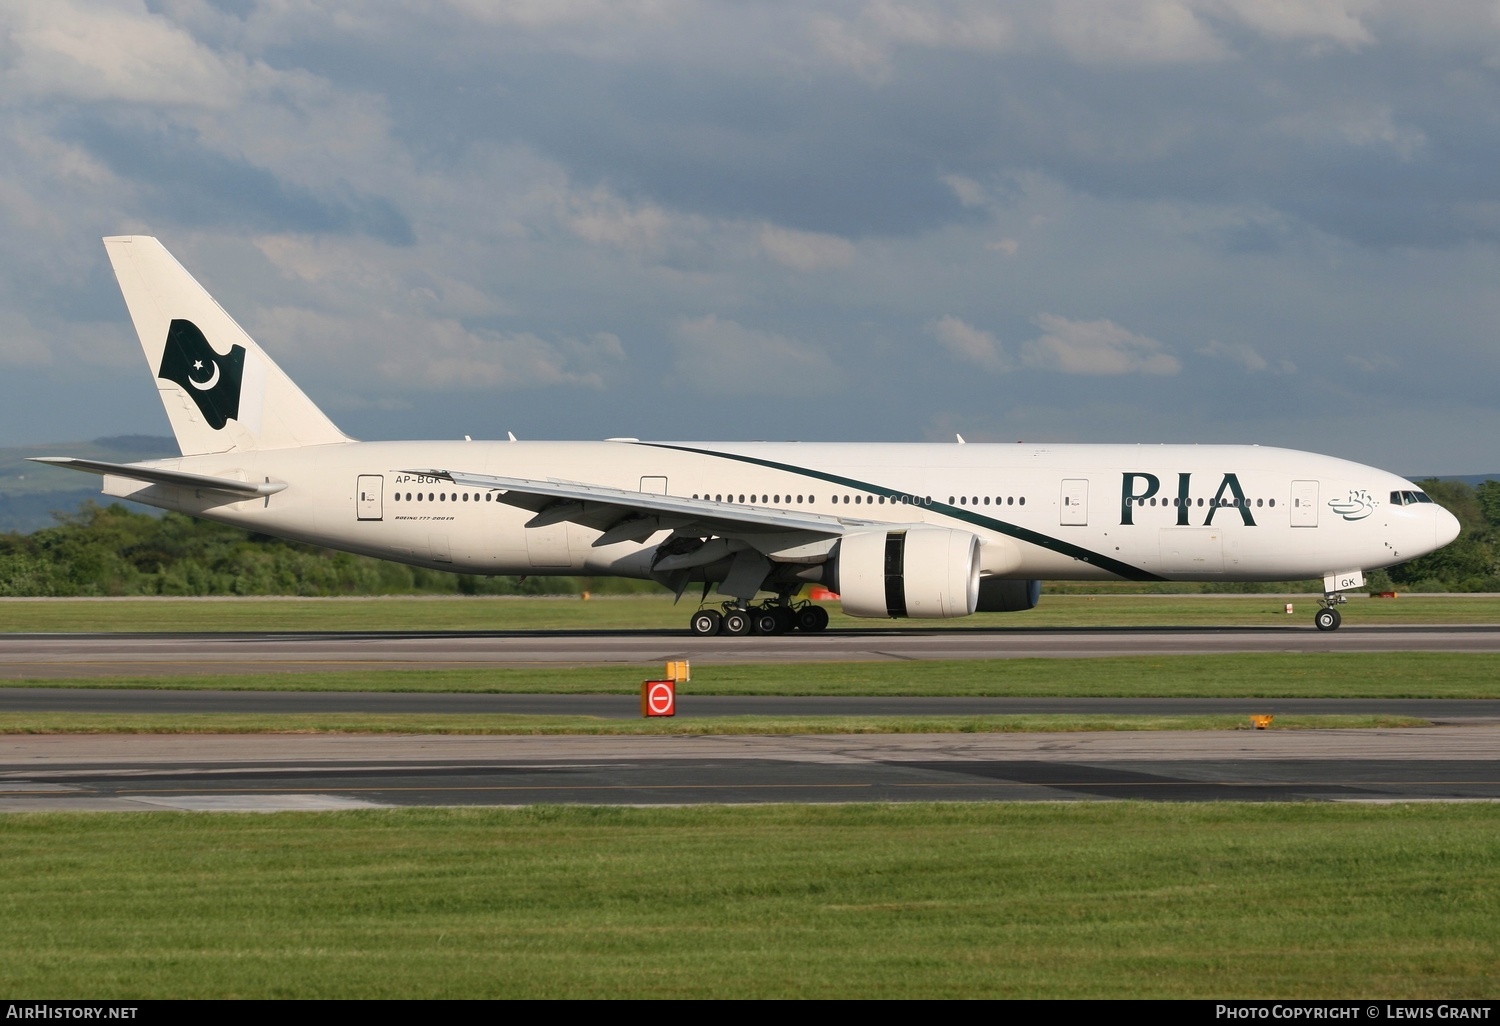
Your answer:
[32,236,1461,635]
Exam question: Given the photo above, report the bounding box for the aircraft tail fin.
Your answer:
[103,236,351,456]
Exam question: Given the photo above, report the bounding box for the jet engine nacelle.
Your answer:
[833,527,980,619]
[975,577,1041,612]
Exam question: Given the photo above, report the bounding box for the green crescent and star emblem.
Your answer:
[156,319,246,430]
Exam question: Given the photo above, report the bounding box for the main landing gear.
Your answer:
[1314,594,1346,632]
[688,600,830,637]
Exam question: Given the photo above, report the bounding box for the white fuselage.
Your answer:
[102,439,1459,586]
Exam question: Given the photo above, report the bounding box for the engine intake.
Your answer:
[834,528,980,619]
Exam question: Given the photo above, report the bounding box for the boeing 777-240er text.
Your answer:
[32,237,1461,636]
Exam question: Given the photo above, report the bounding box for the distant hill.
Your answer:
[0,436,177,533]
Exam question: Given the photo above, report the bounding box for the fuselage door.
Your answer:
[1291,480,1319,527]
[1060,479,1088,526]
[357,475,383,521]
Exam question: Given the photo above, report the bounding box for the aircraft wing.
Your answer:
[28,457,287,497]
[406,468,876,545]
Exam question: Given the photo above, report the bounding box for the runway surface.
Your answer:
[2,624,1499,677]
[3,625,1496,811]
[3,728,1497,811]
[5,687,1500,721]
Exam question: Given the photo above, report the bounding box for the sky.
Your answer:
[2,0,1499,474]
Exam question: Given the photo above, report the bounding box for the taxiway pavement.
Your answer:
[4,688,1500,721]
[2,728,1497,811]
[1,624,1498,677]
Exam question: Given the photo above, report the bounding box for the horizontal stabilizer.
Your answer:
[28,457,287,497]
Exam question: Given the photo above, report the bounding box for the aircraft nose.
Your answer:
[1435,506,1462,548]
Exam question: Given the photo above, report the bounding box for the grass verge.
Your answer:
[8,652,1500,697]
[0,803,1495,998]
[0,713,1431,735]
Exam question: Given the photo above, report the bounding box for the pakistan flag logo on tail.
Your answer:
[157,319,245,430]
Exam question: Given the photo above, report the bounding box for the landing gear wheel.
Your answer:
[752,610,786,635]
[690,609,723,636]
[722,610,752,636]
[797,605,830,632]
[1314,607,1342,632]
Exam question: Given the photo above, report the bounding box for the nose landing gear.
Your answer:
[1314,590,1348,631]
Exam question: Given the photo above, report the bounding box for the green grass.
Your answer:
[0,804,1495,998]
[9,652,1500,698]
[0,713,1430,735]
[2,592,1499,632]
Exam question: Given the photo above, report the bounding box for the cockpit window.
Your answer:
[1389,490,1434,506]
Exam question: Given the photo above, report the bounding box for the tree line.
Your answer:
[0,480,1495,597]
[0,502,653,597]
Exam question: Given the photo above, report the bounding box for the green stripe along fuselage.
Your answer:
[643,442,1167,582]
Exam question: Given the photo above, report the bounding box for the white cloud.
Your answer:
[928,315,1009,372]
[252,306,624,391]
[556,184,670,253]
[0,311,55,368]
[1345,352,1399,373]
[440,0,687,30]
[863,1,1012,51]
[1022,313,1181,375]
[670,315,839,396]
[811,2,1013,77]
[1200,339,1263,372]
[757,223,856,271]
[1219,0,1375,49]
[0,1,247,109]
[251,234,507,319]
[1200,339,1297,374]
[942,174,988,208]
[1047,0,1226,64]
